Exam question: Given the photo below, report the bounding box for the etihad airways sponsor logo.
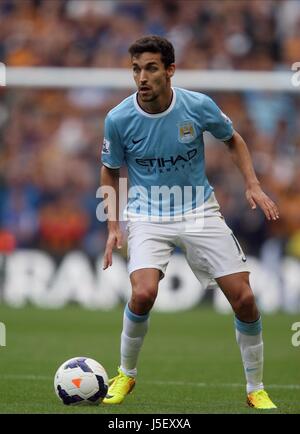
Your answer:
[135,148,197,170]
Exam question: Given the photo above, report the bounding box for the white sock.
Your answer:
[120,303,149,378]
[235,316,264,394]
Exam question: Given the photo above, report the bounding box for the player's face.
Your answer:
[132,52,174,103]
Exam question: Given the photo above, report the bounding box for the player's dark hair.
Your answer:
[129,35,175,69]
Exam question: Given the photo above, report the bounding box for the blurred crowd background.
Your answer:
[0,0,300,268]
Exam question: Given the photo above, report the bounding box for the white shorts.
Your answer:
[126,193,250,281]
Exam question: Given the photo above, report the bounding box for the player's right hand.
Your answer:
[103,228,123,270]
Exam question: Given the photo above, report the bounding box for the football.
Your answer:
[54,357,108,405]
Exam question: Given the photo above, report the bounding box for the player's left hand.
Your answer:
[245,184,280,221]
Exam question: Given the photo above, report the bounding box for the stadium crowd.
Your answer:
[0,0,300,266]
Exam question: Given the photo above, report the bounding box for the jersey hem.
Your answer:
[102,162,121,169]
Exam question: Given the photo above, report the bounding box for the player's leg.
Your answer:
[104,221,174,404]
[216,272,276,409]
[216,273,263,390]
[181,199,276,409]
[121,268,160,378]
[103,268,160,405]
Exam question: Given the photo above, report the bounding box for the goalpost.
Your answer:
[5,67,297,91]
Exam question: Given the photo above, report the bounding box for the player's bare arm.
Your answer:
[100,166,123,269]
[224,130,279,221]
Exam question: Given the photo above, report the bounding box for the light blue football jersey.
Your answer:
[101,87,234,219]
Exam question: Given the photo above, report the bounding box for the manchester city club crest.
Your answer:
[178,121,196,143]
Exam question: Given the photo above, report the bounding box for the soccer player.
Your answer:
[100,36,279,409]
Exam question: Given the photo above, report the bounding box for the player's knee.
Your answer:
[131,284,158,314]
[234,290,256,317]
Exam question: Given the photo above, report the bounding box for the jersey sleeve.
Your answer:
[203,96,234,141]
[101,114,124,168]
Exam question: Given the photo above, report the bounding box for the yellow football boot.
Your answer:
[103,367,135,404]
[247,390,277,409]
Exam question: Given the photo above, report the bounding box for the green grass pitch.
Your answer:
[0,305,299,414]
